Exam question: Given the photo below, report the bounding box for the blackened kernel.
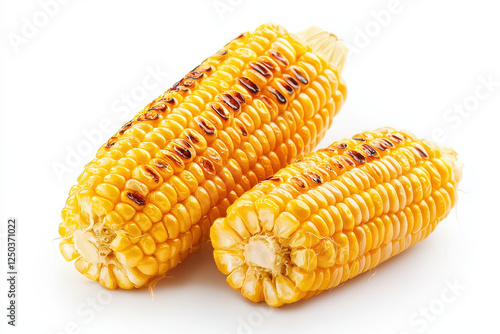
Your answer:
[138,111,160,122]
[259,58,276,71]
[172,79,182,88]
[265,176,282,182]
[214,49,228,57]
[361,144,378,156]
[126,192,146,206]
[340,156,355,167]
[336,143,348,150]
[105,137,118,149]
[200,157,215,174]
[249,61,272,77]
[348,150,366,164]
[165,153,184,168]
[239,126,248,136]
[260,95,277,113]
[185,72,204,80]
[220,93,240,111]
[153,158,171,170]
[182,80,196,87]
[330,158,344,169]
[268,87,287,104]
[291,67,308,84]
[194,117,216,136]
[143,166,160,182]
[372,142,387,151]
[233,33,245,40]
[270,49,289,67]
[380,138,395,148]
[322,164,335,173]
[165,97,176,104]
[149,103,167,112]
[283,75,300,89]
[389,133,404,143]
[174,146,192,160]
[412,145,429,159]
[304,171,323,184]
[238,77,260,94]
[277,80,294,95]
[185,132,200,144]
[119,121,133,135]
[211,103,230,120]
[353,137,366,142]
[233,91,246,104]
[290,176,308,189]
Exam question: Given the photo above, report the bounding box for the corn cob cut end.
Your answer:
[294,26,348,72]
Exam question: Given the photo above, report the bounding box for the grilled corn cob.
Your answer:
[58,23,348,289]
[211,127,462,306]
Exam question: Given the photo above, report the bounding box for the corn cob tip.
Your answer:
[440,145,463,184]
[294,26,348,72]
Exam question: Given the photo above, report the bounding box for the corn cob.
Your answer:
[58,23,348,289]
[211,127,462,306]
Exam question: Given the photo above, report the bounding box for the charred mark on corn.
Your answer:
[270,49,289,67]
[149,103,167,112]
[126,191,146,205]
[144,166,160,182]
[211,103,231,121]
[250,61,272,77]
[268,87,287,104]
[214,49,228,57]
[277,80,294,95]
[412,145,429,159]
[265,176,282,182]
[290,176,308,189]
[194,117,216,136]
[152,158,171,170]
[389,133,404,143]
[220,93,240,111]
[238,77,260,94]
[138,111,160,122]
[304,171,323,184]
[172,139,195,160]
[199,157,216,175]
[340,156,355,167]
[347,150,366,164]
[361,144,378,157]
[105,137,118,149]
[291,67,308,85]
[119,121,133,135]
[283,75,300,89]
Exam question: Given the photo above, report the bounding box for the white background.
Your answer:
[1,0,499,333]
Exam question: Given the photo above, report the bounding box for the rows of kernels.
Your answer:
[211,128,460,306]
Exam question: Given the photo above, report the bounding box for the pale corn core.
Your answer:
[244,235,285,276]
